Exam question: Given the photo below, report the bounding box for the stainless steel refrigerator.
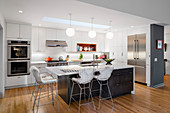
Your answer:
[127,34,146,83]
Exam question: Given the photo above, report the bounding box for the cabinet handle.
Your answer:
[17,77,21,78]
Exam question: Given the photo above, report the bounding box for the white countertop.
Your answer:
[31,61,47,64]
[46,63,134,76]
[31,59,103,64]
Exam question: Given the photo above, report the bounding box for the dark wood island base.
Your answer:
[58,68,134,104]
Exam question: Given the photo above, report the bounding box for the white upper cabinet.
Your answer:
[20,24,32,39]
[7,23,20,38]
[46,28,57,40]
[6,23,32,39]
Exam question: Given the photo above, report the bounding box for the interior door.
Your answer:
[136,34,146,67]
[127,35,136,65]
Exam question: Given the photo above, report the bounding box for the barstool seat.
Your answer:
[72,78,92,84]
[40,73,57,84]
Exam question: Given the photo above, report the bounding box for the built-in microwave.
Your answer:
[8,60,30,76]
[8,40,30,60]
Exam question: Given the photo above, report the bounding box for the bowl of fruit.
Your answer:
[103,59,115,65]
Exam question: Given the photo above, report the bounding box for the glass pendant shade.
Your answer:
[88,30,96,38]
[66,27,75,37]
[106,32,114,39]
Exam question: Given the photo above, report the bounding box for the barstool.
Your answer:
[92,67,114,111]
[30,72,51,101]
[30,66,60,113]
[69,68,96,113]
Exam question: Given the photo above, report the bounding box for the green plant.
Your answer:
[79,53,83,59]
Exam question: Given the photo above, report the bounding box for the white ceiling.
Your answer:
[78,0,170,25]
[0,0,157,33]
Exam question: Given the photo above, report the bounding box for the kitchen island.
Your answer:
[46,63,135,104]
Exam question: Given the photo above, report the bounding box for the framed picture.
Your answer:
[156,40,163,49]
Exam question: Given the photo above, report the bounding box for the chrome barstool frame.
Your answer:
[91,79,114,111]
[69,80,96,113]
[33,82,60,113]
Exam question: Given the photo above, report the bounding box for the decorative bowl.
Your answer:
[103,59,115,65]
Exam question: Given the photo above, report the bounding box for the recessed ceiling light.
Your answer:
[131,26,134,28]
[39,24,42,26]
[18,10,23,14]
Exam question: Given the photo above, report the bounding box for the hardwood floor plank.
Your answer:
[1,76,170,113]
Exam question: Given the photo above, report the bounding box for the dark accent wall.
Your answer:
[150,24,164,87]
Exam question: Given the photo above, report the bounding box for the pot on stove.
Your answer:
[58,56,63,61]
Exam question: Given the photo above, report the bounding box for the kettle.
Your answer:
[58,56,63,61]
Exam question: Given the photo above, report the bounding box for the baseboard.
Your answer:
[5,84,34,89]
[151,83,164,88]
[0,92,4,98]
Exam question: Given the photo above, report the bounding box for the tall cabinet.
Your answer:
[5,22,32,89]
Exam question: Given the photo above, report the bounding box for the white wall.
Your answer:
[0,12,6,98]
[31,27,106,61]
[164,26,170,75]
[108,25,151,86]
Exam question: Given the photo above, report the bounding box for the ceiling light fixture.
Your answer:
[18,10,23,14]
[106,20,114,39]
[88,17,96,38]
[66,13,75,37]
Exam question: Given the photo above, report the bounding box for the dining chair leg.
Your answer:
[107,80,114,110]
[89,83,96,112]
[69,81,75,108]
[55,82,60,113]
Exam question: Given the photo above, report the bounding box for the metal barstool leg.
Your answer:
[89,83,96,112]
[48,84,50,98]
[31,82,36,101]
[33,84,39,110]
[99,81,102,111]
[78,85,82,113]
[36,84,43,113]
[84,84,86,100]
[106,80,114,110]
[50,83,54,105]
[69,81,75,108]
[55,82,60,113]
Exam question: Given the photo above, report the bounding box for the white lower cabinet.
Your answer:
[5,63,47,88]
[5,75,30,88]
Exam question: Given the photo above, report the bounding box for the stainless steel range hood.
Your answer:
[46,40,68,47]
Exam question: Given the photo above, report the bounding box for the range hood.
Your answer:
[46,40,68,47]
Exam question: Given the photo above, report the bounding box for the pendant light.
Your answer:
[88,17,96,38]
[106,20,114,39]
[66,13,75,37]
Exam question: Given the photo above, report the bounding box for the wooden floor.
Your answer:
[1,75,170,113]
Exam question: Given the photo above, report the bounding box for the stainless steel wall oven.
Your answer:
[8,40,30,60]
[7,40,31,77]
[8,60,30,76]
